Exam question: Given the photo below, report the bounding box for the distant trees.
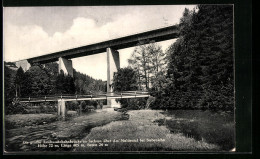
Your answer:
[55,70,75,94]
[5,61,107,114]
[151,5,234,111]
[74,70,106,94]
[5,61,106,98]
[44,63,59,94]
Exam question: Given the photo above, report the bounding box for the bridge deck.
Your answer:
[20,25,179,64]
[19,91,150,103]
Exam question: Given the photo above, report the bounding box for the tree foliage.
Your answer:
[4,61,107,114]
[22,65,52,96]
[55,70,76,94]
[112,67,138,92]
[151,5,234,111]
[4,64,16,114]
[15,67,25,97]
[73,70,106,94]
[113,67,147,109]
[128,41,166,90]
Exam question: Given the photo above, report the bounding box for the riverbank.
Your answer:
[5,109,124,151]
[75,110,222,151]
[5,109,234,152]
[5,114,58,129]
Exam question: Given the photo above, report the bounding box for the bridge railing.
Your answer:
[18,91,150,103]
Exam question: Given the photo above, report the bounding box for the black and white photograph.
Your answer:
[3,4,235,153]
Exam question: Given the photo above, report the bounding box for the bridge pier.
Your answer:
[58,99,66,119]
[107,48,120,108]
[58,57,73,77]
[15,60,31,72]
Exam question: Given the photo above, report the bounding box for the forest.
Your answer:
[114,5,234,111]
[4,62,106,114]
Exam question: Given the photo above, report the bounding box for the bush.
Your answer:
[92,100,98,109]
[80,101,98,112]
[6,98,28,114]
[80,101,87,112]
[66,101,79,111]
[116,98,148,110]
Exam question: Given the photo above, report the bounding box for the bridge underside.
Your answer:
[22,25,179,64]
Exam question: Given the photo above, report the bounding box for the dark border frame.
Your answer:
[1,0,253,158]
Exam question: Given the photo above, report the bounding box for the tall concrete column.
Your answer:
[107,48,120,108]
[15,60,31,72]
[58,57,73,77]
[58,99,66,119]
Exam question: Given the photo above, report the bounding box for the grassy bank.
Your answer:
[5,109,124,151]
[53,109,125,139]
[76,110,219,151]
[161,110,235,150]
[5,109,234,152]
[5,114,58,129]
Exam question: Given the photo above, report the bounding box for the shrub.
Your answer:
[66,101,79,111]
[6,98,28,114]
[39,105,46,113]
[92,100,98,109]
[86,106,95,111]
[117,98,148,110]
[80,101,87,112]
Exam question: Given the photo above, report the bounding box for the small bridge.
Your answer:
[19,91,150,118]
[19,91,150,103]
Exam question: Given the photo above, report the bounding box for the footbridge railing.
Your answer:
[19,91,150,103]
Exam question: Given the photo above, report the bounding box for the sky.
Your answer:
[3,5,196,80]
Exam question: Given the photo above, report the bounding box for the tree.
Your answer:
[159,5,234,110]
[43,62,59,94]
[4,64,16,114]
[112,67,138,91]
[15,67,25,97]
[65,75,76,94]
[24,65,52,96]
[55,70,70,94]
[73,69,106,94]
[113,67,147,109]
[128,41,166,90]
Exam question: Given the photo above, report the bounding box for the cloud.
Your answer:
[4,6,191,62]
[4,6,194,79]
[4,23,49,61]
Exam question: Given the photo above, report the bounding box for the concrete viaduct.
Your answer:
[14,25,179,113]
